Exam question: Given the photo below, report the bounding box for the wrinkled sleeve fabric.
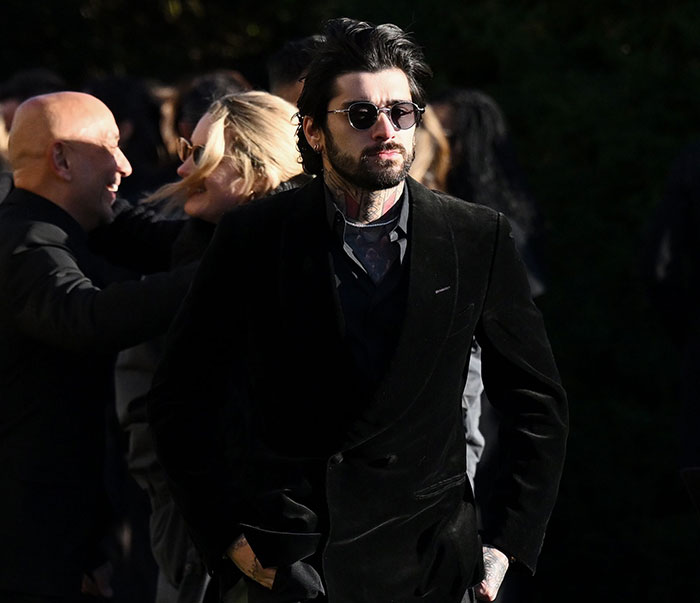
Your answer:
[146,211,252,569]
[474,212,568,572]
[147,199,321,575]
[89,198,186,274]
[0,220,195,353]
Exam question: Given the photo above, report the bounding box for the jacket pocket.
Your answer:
[415,500,482,599]
[414,473,466,500]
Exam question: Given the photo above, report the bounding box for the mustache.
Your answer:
[361,142,406,158]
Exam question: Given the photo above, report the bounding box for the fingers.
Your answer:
[227,535,277,590]
[250,559,277,589]
[474,546,509,601]
[81,562,114,598]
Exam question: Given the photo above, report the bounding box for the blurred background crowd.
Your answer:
[2,1,700,601]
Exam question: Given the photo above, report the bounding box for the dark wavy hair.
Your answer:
[296,18,432,175]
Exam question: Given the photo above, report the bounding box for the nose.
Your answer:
[177,157,192,178]
[371,109,396,140]
[116,147,132,177]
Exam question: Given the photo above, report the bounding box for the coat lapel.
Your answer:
[277,178,349,380]
[341,178,459,449]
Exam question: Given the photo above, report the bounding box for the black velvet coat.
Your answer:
[148,177,568,603]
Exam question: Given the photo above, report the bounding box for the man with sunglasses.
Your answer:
[148,18,568,603]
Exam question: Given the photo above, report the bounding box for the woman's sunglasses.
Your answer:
[176,137,206,164]
[327,101,424,131]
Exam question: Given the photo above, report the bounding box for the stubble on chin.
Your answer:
[324,136,413,199]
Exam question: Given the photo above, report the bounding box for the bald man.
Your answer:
[0,92,194,602]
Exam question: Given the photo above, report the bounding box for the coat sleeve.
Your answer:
[146,211,256,569]
[474,212,568,572]
[1,221,195,353]
[146,205,321,572]
[88,198,187,274]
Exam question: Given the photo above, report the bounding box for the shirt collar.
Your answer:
[324,181,409,240]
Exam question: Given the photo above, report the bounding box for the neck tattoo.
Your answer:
[324,167,404,225]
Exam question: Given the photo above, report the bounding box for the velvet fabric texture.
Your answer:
[148,177,568,603]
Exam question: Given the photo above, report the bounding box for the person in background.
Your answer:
[409,104,451,192]
[0,68,66,132]
[112,77,259,602]
[407,105,485,487]
[643,141,700,513]
[84,75,175,203]
[267,35,326,105]
[433,87,552,603]
[0,69,67,172]
[0,113,9,171]
[433,89,548,297]
[172,71,251,141]
[119,90,306,603]
[0,91,195,603]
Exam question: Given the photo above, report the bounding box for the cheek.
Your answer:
[205,170,246,206]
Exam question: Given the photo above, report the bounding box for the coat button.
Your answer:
[329,452,344,465]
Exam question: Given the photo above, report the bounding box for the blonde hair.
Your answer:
[410,104,450,192]
[147,90,302,205]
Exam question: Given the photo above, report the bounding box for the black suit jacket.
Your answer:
[148,177,568,602]
[0,188,194,597]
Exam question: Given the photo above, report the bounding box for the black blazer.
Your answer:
[0,188,194,597]
[148,177,568,603]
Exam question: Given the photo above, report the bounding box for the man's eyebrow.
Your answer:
[337,99,367,109]
[337,98,412,108]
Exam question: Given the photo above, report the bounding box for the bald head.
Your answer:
[7,91,132,231]
[9,92,114,177]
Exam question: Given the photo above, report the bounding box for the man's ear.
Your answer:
[302,116,323,153]
[50,142,72,181]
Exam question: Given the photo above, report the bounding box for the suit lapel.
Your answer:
[341,178,459,449]
[278,178,347,370]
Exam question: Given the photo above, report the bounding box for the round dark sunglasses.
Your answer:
[327,101,425,131]
[177,137,206,164]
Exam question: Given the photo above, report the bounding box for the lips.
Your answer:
[363,144,405,160]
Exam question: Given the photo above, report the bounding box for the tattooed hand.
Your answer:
[475,545,509,601]
[227,534,277,589]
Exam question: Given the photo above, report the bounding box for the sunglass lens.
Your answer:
[348,103,378,129]
[177,139,205,164]
[391,103,418,129]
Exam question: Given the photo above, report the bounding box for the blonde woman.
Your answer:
[150,90,305,223]
[116,90,306,603]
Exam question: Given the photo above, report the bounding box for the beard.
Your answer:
[323,127,415,191]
